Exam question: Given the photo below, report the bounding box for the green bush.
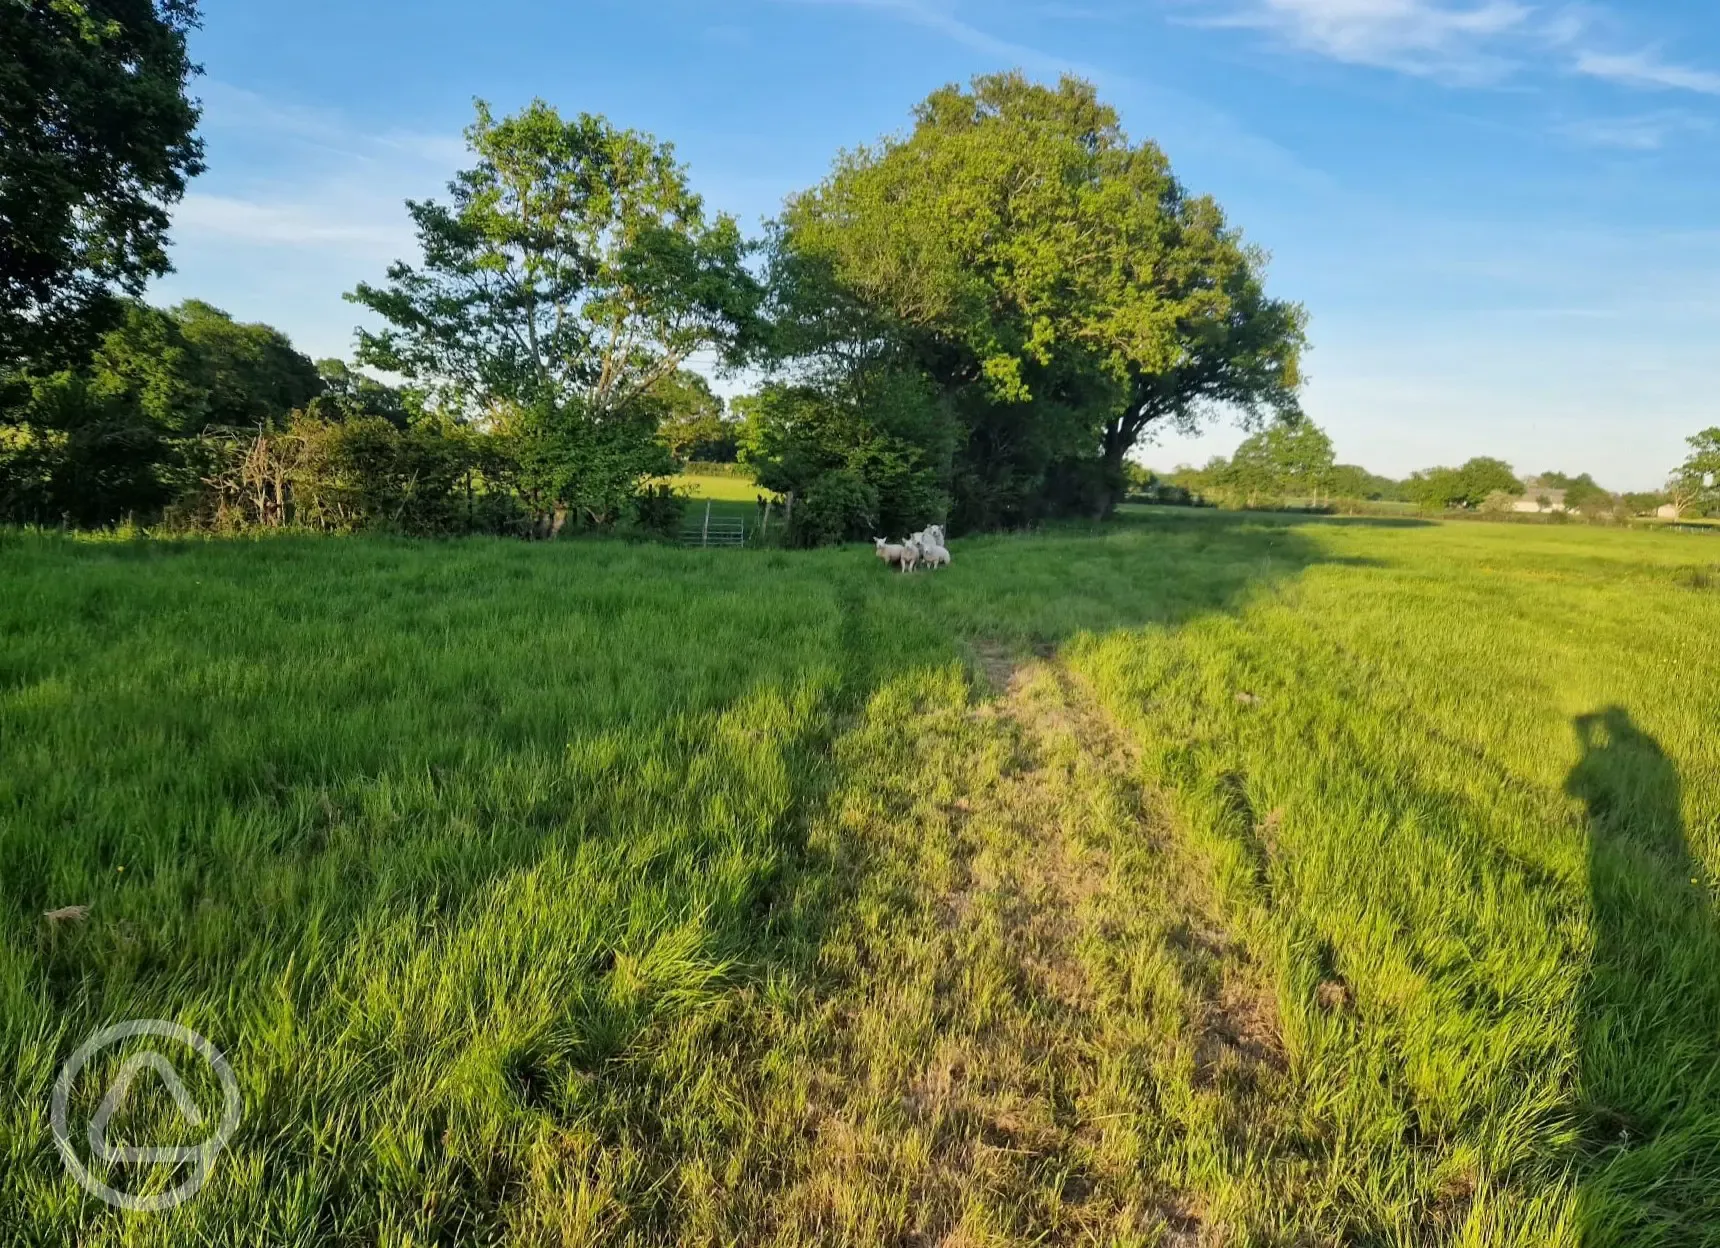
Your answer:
[632,482,688,537]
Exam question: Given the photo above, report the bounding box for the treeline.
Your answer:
[0,297,680,537]
[4,37,1309,543]
[1159,435,1720,519]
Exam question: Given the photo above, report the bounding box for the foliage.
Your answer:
[349,99,763,530]
[772,73,1305,527]
[348,98,763,413]
[0,300,322,525]
[647,369,735,463]
[184,411,497,536]
[504,400,675,531]
[171,300,324,428]
[1329,463,1405,502]
[1168,417,1336,508]
[309,358,416,428]
[0,0,204,370]
[631,481,688,536]
[1404,456,1520,510]
[1670,428,1720,517]
[1241,417,1334,505]
[1535,470,1615,515]
[735,377,943,545]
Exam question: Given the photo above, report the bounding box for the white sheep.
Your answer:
[899,539,920,573]
[874,537,906,568]
[916,539,950,570]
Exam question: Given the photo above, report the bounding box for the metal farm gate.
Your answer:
[681,500,747,548]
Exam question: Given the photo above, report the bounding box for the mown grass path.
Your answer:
[727,652,1292,1244]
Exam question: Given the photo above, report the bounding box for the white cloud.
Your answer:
[1205,1,1720,98]
[1574,48,1720,95]
[1205,0,1533,78]
[195,81,468,167]
[174,195,412,256]
[148,83,468,360]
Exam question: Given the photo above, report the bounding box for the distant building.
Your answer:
[1511,488,1567,514]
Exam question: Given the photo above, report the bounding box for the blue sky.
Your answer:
[153,0,1720,489]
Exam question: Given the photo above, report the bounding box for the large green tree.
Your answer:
[349,99,763,528]
[776,73,1306,523]
[172,300,322,428]
[1405,457,1520,510]
[645,369,732,463]
[736,368,946,545]
[1669,428,1720,516]
[1329,464,1404,502]
[0,0,204,370]
[1258,417,1335,504]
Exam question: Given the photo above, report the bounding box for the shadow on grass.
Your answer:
[0,509,1371,1239]
[1567,708,1720,1239]
[1114,504,1436,531]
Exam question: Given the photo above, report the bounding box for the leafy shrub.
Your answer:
[632,482,688,537]
[792,468,878,547]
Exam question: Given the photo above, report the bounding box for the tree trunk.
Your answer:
[1099,419,1136,518]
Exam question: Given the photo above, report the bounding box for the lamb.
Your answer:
[880,526,950,574]
[874,537,907,568]
[915,538,951,570]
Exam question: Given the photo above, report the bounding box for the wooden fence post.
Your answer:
[702,500,711,547]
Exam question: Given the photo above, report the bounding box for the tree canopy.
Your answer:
[350,99,762,419]
[1404,457,1520,510]
[0,299,321,526]
[773,73,1306,527]
[647,369,732,463]
[2,72,1326,542]
[349,99,765,530]
[0,0,204,370]
[1669,429,1720,516]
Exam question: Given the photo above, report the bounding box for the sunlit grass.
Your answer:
[668,471,767,503]
[2,515,1717,1243]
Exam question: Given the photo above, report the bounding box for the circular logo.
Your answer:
[51,1020,242,1213]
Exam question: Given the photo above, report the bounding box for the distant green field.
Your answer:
[4,514,1718,1244]
[667,470,768,503]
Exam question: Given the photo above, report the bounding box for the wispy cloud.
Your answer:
[1200,0,1535,79]
[173,195,413,256]
[1574,48,1720,95]
[1557,110,1710,151]
[1202,1,1720,98]
[195,81,467,167]
[782,0,1108,80]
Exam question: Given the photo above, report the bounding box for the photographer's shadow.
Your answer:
[1567,707,1720,1237]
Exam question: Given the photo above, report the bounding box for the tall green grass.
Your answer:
[1,515,1716,1243]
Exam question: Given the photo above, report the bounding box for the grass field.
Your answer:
[3,513,1718,1244]
[660,471,771,541]
[668,471,765,504]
